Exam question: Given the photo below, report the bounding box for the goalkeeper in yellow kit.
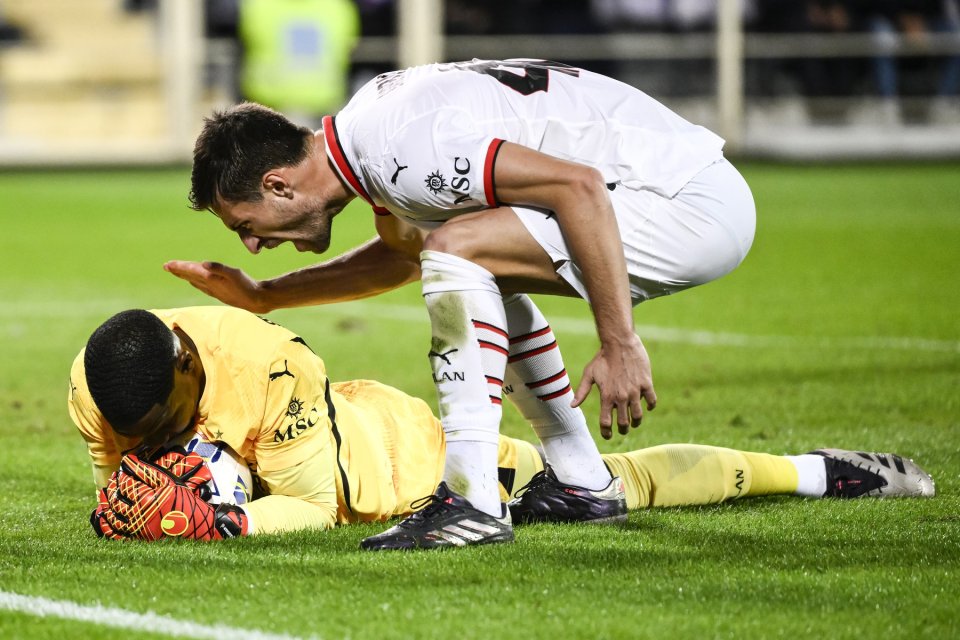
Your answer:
[70,306,935,547]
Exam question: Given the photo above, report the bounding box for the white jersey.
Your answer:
[323,59,725,229]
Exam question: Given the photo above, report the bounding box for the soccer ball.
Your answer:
[169,431,253,505]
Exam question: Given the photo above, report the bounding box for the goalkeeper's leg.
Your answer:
[601,445,800,509]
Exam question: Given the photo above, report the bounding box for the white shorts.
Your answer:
[512,158,756,304]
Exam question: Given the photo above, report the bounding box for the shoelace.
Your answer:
[511,469,553,499]
[400,492,456,526]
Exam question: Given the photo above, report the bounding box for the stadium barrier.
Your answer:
[1,0,958,165]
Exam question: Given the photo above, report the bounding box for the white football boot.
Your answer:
[811,449,936,498]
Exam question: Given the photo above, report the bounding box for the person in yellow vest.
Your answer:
[239,0,359,126]
[72,306,936,546]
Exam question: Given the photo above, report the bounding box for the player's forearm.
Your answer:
[258,237,421,310]
[492,144,635,343]
[250,452,340,534]
[92,462,118,493]
[242,494,337,534]
[551,173,635,344]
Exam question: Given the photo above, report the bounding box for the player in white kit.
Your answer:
[168,59,756,550]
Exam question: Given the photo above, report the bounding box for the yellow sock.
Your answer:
[496,436,546,502]
[602,444,800,510]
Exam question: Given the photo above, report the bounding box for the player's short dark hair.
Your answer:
[189,102,314,211]
[83,310,176,434]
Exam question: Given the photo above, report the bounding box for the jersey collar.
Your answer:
[322,116,388,215]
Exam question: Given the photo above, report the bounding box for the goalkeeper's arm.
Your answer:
[243,455,339,534]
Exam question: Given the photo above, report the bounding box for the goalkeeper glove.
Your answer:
[98,452,249,541]
[149,447,213,498]
[91,448,211,539]
[91,483,127,540]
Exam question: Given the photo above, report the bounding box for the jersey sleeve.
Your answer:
[246,339,341,531]
[67,351,128,492]
[253,339,335,475]
[243,455,338,534]
[381,108,504,214]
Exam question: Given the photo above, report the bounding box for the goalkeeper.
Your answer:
[70,306,935,545]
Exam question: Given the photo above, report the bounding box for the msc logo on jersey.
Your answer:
[424,170,447,194]
[424,160,476,205]
[286,397,304,418]
[273,405,321,443]
[451,157,473,205]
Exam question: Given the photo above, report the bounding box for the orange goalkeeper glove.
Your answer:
[99,452,249,541]
[90,483,127,540]
[90,448,212,539]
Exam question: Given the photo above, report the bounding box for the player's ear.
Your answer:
[176,349,193,374]
[263,171,293,199]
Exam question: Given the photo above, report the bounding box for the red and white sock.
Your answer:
[502,294,611,490]
[421,250,507,516]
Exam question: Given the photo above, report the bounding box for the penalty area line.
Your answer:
[0,591,313,640]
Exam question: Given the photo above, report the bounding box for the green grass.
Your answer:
[1,163,958,639]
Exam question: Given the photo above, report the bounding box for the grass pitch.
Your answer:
[0,163,958,639]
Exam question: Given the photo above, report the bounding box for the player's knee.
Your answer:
[422,222,483,261]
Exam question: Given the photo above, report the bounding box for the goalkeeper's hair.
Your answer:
[84,310,176,434]
[189,102,314,211]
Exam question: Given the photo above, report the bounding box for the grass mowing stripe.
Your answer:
[0,591,312,640]
[7,298,956,353]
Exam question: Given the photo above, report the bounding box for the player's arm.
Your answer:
[164,214,425,313]
[67,354,125,492]
[255,213,423,309]
[247,340,343,532]
[493,142,656,436]
[244,457,339,534]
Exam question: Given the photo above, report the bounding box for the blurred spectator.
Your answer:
[590,1,757,97]
[205,0,240,39]
[591,0,755,33]
[123,0,158,11]
[856,0,960,123]
[239,0,359,127]
[348,0,394,94]
[441,0,610,72]
[356,0,393,36]
[591,0,672,32]
[753,1,864,101]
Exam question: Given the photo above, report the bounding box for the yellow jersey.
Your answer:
[69,306,447,533]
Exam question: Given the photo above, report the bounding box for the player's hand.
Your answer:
[163,260,269,313]
[102,454,249,541]
[91,449,215,539]
[572,334,657,440]
[90,482,128,540]
[148,447,212,496]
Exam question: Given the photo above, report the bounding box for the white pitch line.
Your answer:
[0,591,312,640]
[2,298,958,354]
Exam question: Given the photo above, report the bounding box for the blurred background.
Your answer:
[0,0,959,165]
